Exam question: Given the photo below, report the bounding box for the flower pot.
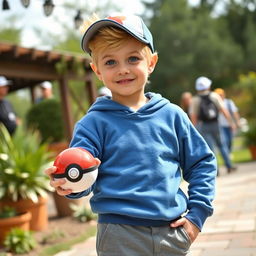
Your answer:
[249,145,256,160]
[0,211,31,246]
[0,196,48,231]
[52,192,90,217]
[48,141,69,157]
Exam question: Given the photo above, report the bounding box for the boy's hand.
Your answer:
[170,217,200,243]
[45,166,73,196]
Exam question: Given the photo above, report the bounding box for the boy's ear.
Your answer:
[148,53,158,74]
[90,62,102,81]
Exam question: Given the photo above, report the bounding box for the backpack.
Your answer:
[198,93,219,122]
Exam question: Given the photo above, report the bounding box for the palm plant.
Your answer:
[0,124,54,203]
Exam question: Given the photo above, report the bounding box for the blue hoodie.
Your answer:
[68,92,217,230]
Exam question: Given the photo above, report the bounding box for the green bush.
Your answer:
[243,122,256,147]
[4,228,36,254]
[70,203,97,223]
[0,206,17,219]
[26,99,65,143]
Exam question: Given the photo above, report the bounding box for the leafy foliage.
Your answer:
[26,99,65,143]
[4,228,36,254]
[41,229,66,245]
[0,125,53,203]
[70,203,97,223]
[0,206,17,219]
[146,0,243,103]
[0,15,22,44]
[243,122,256,147]
[235,71,256,119]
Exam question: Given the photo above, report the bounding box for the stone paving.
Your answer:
[55,161,256,256]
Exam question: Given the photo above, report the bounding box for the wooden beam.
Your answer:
[0,59,61,80]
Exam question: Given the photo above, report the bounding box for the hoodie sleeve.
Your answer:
[70,119,102,157]
[66,116,102,199]
[178,112,217,230]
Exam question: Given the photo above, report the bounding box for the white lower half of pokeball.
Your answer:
[55,168,98,193]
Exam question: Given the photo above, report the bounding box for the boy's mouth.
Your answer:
[116,78,134,84]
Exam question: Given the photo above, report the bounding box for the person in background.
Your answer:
[214,88,241,154]
[0,76,19,135]
[180,91,192,117]
[98,86,112,97]
[190,76,236,174]
[45,14,217,256]
[36,81,53,103]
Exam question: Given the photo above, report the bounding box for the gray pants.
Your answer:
[96,223,191,256]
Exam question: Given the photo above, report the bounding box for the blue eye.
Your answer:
[128,56,140,63]
[105,59,116,66]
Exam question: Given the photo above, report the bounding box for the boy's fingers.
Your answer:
[45,166,56,176]
[170,217,186,228]
[50,178,66,188]
[55,187,73,196]
[45,166,72,196]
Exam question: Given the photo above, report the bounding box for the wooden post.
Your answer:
[85,70,97,105]
[29,86,36,104]
[58,77,73,141]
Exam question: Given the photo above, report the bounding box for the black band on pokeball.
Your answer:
[53,164,98,182]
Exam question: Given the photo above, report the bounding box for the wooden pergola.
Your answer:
[0,41,97,141]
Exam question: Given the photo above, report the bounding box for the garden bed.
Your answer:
[0,216,97,256]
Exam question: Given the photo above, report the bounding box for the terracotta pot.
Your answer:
[52,192,90,217]
[249,145,256,160]
[0,196,48,231]
[48,141,69,157]
[0,211,31,246]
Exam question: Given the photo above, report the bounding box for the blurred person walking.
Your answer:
[190,76,236,174]
[36,81,54,103]
[214,88,241,155]
[180,91,192,118]
[0,76,19,135]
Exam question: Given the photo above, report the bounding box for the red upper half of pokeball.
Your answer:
[53,147,99,175]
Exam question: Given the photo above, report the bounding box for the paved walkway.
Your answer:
[55,161,256,256]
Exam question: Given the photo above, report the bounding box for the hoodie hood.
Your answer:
[88,92,169,115]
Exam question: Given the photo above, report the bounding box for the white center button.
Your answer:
[68,168,79,179]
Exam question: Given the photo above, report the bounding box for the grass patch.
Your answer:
[38,225,96,256]
[216,136,252,165]
[232,148,252,163]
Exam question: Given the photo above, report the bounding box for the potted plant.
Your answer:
[243,122,256,160]
[0,124,53,231]
[0,206,31,246]
[26,99,76,217]
[3,228,36,254]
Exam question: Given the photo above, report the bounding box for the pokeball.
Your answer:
[53,147,100,193]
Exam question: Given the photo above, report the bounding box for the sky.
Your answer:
[0,0,200,49]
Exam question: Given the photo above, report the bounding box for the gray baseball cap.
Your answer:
[81,14,154,54]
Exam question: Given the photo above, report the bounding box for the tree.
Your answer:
[146,0,197,101]
[218,0,256,71]
[0,15,21,43]
[144,0,242,103]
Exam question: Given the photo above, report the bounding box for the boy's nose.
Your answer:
[118,64,130,75]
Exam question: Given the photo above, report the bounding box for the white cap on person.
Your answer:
[0,76,10,87]
[195,76,212,91]
[41,81,52,89]
[98,87,112,97]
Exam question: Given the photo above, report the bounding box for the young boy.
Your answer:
[46,14,217,256]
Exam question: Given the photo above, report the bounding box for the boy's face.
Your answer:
[90,37,158,105]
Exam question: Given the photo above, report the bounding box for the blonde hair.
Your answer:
[214,88,225,97]
[82,15,154,65]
